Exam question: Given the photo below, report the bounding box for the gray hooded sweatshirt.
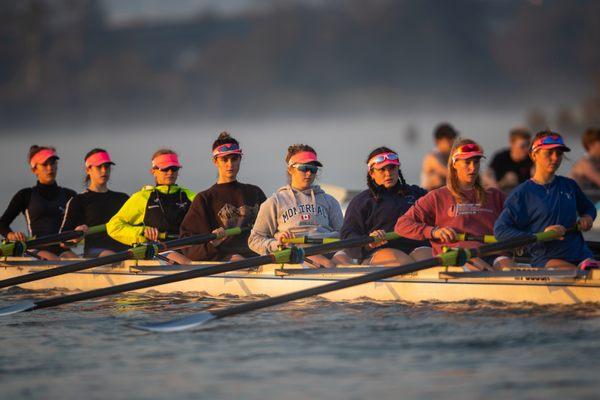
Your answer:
[248,184,344,254]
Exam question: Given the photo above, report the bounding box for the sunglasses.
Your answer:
[155,166,181,173]
[369,153,399,165]
[294,164,319,174]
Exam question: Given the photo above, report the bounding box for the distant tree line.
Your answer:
[0,0,599,125]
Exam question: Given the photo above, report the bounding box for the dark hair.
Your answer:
[582,127,600,152]
[433,123,458,140]
[509,127,532,142]
[212,131,239,151]
[28,145,55,163]
[285,144,316,164]
[84,148,109,186]
[366,146,408,200]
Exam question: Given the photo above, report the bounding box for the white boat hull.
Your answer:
[1,259,600,305]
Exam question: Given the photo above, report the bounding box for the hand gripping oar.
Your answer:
[0,227,244,292]
[0,225,106,257]
[133,229,566,332]
[0,232,401,316]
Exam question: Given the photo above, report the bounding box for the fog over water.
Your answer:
[0,111,584,233]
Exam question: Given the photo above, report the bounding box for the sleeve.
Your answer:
[247,196,280,255]
[493,190,530,240]
[0,189,30,237]
[394,192,437,240]
[340,195,369,259]
[60,195,84,232]
[106,192,148,246]
[180,194,218,261]
[573,180,597,220]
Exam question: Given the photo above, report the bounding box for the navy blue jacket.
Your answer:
[494,176,596,266]
[341,184,427,260]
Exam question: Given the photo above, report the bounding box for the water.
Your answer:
[1,288,600,400]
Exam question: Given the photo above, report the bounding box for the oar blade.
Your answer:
[131,311,217,332]
[0,300,36,316]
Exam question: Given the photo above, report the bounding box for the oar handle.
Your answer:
[0,225,107,256]
[455,233,497,243]
[281,237,340,245]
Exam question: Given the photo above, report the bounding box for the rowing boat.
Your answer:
[1,257,599,305]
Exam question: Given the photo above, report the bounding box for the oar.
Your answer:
[0,227,244,292]
[0,232,401,316]
[0,225,107,257]
[282,235,427,247]
[133,229,565,332]
[456,233,497,244]
[282,237,340,245]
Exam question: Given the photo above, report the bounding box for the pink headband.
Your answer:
[85,151,114,167]
[451,143,485,163]
[288,151,322,167]
[152,153,182,169]
[212,143,243,158]
[30,149,59,168]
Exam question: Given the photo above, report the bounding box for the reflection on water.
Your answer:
[1,288,599,399]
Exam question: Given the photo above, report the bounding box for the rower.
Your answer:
[0,146,77,260]
[60,149,129,258]
[332,147,432,266]
[106,149,195,264]
[248,144,343,268]
[484,127,533,193]
[570,127,600,201]
[495,131,597,269]
[420,123,458,191]
[180,132,266,261]
[396,138,512,271]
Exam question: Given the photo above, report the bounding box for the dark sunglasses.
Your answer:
[155,166,181,173]
[294,164,319,174]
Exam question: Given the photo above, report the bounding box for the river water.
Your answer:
[1,289,599,400]
[0,113,598,399]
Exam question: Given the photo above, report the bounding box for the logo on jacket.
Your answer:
[447,203,493,217]
[217,203,260,228]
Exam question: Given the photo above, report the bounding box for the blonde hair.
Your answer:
[447,138,486,204]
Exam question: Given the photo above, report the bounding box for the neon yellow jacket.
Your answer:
[107,185,196,246]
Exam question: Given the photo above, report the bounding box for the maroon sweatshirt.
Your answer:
[394,186,506,255]
[180,181,266,261]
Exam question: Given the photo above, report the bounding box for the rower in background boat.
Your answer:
[483,127,533,193]
[106,149,195,264]
[332,147,432,266]
[248,144,343,268]
[570,127,600,203]
[396,138,513,271]
[0,145,77,260]
[495,131,598,269]
[420,123,458,191]
[180,132,266,262]
[59,148,129,258]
